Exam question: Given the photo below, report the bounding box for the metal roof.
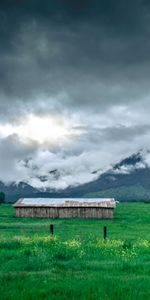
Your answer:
[14,198,116,208]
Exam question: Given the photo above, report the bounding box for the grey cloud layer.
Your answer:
[0,0,150,187]
[0,0,150,115]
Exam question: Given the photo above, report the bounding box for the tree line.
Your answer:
[0,192,5,204]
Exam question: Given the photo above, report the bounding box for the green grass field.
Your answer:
[1,203,150,300]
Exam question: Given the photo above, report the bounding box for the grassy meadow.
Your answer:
[0,203,150,300]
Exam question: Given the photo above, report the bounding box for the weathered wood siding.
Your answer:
[15,207,114,219]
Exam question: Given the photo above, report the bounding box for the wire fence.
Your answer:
[0,220,111,241]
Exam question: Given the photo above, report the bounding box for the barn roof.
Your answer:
[14,198,116,208]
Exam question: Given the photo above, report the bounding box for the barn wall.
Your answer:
[15,207,114,219]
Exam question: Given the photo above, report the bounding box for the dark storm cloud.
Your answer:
[0,0,150,114]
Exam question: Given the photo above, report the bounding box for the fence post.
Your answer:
[103,226,107,240]
[50,224,54,236]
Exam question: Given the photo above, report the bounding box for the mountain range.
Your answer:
[1,150,150,202]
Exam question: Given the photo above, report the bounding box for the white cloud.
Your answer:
[0,102,150,189]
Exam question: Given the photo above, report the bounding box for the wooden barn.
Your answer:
[13,198,116,219]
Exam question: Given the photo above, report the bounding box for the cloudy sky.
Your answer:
[0,0,150,189]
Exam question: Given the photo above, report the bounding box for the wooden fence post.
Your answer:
[104,226,107,240]
[50,224,54,236]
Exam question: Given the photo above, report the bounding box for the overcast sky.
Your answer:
[0,0,150,189]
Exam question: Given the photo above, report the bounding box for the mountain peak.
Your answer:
[114,151,143,169]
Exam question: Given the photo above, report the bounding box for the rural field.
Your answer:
[0,203,150,300]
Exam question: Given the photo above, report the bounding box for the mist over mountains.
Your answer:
[2,149,150,202]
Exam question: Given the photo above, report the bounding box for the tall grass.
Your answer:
[1,203,150,299]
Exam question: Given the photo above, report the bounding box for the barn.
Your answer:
[13,198,116,219]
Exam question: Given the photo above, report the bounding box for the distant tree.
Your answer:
[0,192,5,204]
